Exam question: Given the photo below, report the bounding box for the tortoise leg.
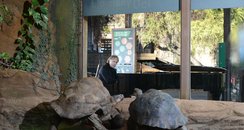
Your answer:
[109,114,125,129]
[88,114,107,130]
[127,117,137,130]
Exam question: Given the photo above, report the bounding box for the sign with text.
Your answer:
[112,28,136,73]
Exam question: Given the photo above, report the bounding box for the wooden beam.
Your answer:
[180,0,191,99]
[78,9,88,78]
[224,8,231,100]
[82,17,88,78]
[125,14,132,28]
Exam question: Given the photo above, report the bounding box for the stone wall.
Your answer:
[0,69,60,130]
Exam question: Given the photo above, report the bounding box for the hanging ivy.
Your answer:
[0,4,13,26]
[11,0,49,71]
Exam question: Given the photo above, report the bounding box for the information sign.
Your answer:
[112,28,136,73]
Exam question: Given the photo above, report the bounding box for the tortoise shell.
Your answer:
[129,89,187,129]
[51,77,114,119]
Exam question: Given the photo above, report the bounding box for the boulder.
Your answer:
[0,69,60,130]
[178,99,244,130]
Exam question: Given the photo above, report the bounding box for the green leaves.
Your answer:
[0,52,10,60]
[134,12,180,48]
[32,10,41,21]
[0,52,11,68]
[0,16,3,23]
[40,6,48,15]
[0,4,13,25]
[32,0,40,7]
[12,0,49,71]
[27,4,48,29]
[191,9,223,56]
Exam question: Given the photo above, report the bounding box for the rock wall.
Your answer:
[0,0,26,56]
[49,0,80,85]
[0,0,61,92]
[0,69,59,130]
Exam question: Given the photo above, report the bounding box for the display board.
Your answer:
[112,28,136,73]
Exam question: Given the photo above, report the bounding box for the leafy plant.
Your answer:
[0,4,13,26]
[0,52,11,68]
[11,0,49,71]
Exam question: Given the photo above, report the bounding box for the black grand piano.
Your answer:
[116,58,226,100]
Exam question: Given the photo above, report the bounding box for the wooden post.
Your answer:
[79,0,88,79]
[240,70,244,102]
[82,17,88,78]
[180,0,191,99]
[224,8,231,101]
[125,14,132,28]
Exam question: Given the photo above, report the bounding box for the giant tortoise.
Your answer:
[128,89,188,130]
[51,77,124,129]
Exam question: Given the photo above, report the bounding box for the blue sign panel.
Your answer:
[83,0,244,16]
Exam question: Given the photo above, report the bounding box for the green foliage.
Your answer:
[0,52,10,60]
[66,32,78,84]
[130,9,244,65]
[11,0,49,71]
[132,12,181,54]
[92,16,112,44]
[144,12,180,47]
[231,8,244,27]
[133,10,224,53]
[0,52,11,68]
[191,9,223,55]
[32,30,61,91]
[0,4,13,25]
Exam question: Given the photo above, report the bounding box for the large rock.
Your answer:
[116,97,244,130]
[0,69,60,130]
[178,99,244,130]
